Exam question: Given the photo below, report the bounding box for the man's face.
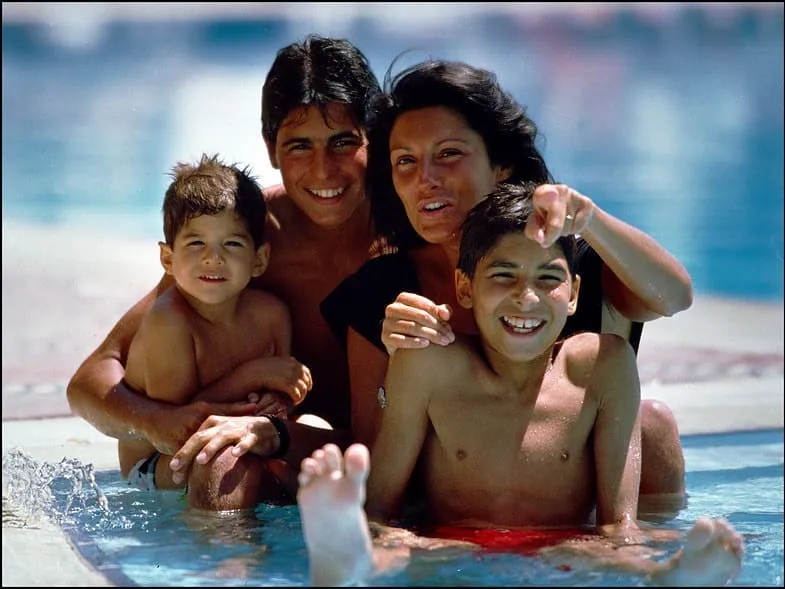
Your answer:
[268,103,367,229]
[457,232,579,362]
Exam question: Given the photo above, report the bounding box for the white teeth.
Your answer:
[311,188,344,199]
[202,275,223,280]
[502,316,543,332]
[424,201,447,211]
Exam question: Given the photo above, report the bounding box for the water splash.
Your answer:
[2,447,110,527]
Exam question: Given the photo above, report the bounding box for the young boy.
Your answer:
[296,182,744,586]
[120,153,313,510]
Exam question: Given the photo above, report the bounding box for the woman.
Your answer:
[321,59,693,512]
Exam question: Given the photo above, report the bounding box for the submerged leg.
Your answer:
[297,443,409,586]
[186,446,290,511]
[638,400,687,521]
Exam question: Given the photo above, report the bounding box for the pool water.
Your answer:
[53,429,782,587]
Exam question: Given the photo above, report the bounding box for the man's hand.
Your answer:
[168,415,281,485]
[142,399,258,456]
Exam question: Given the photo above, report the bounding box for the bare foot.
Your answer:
[297,443,375,586]
[654,517,744,586]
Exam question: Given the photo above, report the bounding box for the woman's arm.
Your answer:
[347,327,389,448]
[527,184,693,322]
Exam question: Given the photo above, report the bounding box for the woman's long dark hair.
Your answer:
[366,59,554,251]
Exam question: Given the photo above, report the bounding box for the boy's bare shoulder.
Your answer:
[392,334,477,383]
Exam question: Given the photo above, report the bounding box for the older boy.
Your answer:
[120,153,314,510]
[296,183,743,586]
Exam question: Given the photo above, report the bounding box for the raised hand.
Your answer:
[525,183,595,248]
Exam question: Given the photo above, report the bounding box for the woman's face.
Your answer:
[389,106,509,245]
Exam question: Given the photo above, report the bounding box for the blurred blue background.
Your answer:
[2,2,783,301]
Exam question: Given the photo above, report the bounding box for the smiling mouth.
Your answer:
[419,200,449,213]
[308,188,345,200]
[500,316,545,334]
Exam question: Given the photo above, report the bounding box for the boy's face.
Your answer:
[160,209,269,306]
[266,103,368,230]
[456,232,579,362]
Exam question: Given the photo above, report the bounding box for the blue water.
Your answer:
[2,4,783,301]
[39,428,780,586]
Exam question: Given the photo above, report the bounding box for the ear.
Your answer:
[567,274,581,316]
[494,165,513,184]
[454,269,474,309]
[265,139,279,169]
[159,242,174,275]
[252,242,271,277]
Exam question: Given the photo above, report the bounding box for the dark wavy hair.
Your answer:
[261,35,382,147]
[366,59,554,251]
[162,153,267,248]
[457,182,577,280]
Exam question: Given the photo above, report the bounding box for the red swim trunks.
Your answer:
[430,526,587,556]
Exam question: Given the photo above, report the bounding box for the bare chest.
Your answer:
[191,320,277,387]
[424,389,598,526]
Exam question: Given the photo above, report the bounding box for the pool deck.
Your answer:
[2,222,784,586]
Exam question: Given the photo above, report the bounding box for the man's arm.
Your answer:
[590,334,643,535]
[66,276,169,440]
[66,274,257,455]
[365,347,434,522]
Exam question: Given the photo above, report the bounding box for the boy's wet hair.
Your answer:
[367,59,555,251]
[162,153,267,248]
[457,182,577,279]
[261,34,382,146]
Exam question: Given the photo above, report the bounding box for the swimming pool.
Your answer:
[5,428,777,587]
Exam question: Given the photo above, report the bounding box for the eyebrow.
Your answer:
[390,137,471,152]
[487,260,567,273]
[281,130,361,148]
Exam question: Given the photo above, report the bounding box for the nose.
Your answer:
[202,244,224,265]
[312,148,336,180]
[513,281,539,308]
[417,158,441,189]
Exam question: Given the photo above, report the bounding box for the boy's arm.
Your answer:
[135,306,200,405]
[192,294,310,406]
[590,334,644,536]
[366,347,434,523]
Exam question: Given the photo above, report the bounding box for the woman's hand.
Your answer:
[168,415,280,485]
[381,292,455,356]
[525,183,595,247]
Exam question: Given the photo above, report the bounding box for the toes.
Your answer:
[684,517,715,552]
[322,444,343,475]
[344,444,371,483]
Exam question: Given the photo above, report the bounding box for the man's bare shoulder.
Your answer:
[242,287,289,312]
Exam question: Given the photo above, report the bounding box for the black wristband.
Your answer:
[263,414,290,459]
